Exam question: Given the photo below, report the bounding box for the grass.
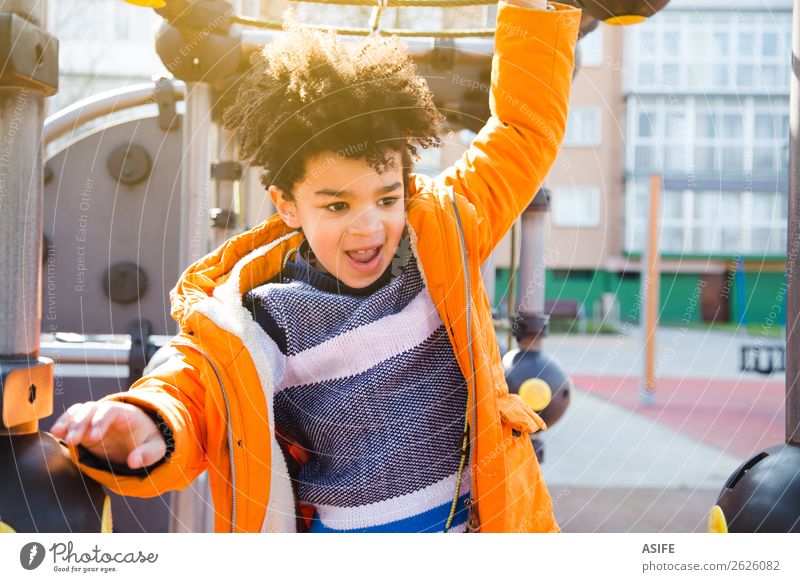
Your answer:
[666,321,785,338]
[549,318,786,338]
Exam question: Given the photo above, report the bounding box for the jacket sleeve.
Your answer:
[434,1,580,263]
[66,333,212,498]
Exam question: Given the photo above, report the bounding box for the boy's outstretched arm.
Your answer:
[435,0,580,263]
[53,334,212,498]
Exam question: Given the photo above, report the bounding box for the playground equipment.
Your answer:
[564,0,670,25]
[502,190,572,463]
[707,0,800,534]
[0,0,111,533]
[0,0,676,532]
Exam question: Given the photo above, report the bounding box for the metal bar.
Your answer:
[44,82,186,146]
[786,0,800,446]
[212,125,239,247]
[241,31,493,63]
[506,219,519,352]
[479,250,497,317]
[516,209,546,317]
[179,82,213,268]
[287,0,498,7]
[40,342,132,365]
[0,0,46,359]
[0,89,44,358]
[232,15,493,37]
[39,336,173,365]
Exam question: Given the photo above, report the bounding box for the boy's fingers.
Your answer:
[62,403,98,445]
[87,402,122,438]
[80,404,114,447]
[51,402,84,436]
[64,418,91,445]
[83,403,140,448]
[70,402,94,426]
[127,437,167,470]
[50,414,68,437]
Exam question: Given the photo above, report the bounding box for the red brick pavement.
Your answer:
[572,374,786,458]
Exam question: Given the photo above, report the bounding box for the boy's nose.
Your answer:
[346,210,382,236]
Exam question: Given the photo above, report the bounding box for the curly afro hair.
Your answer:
[222,23,446,200]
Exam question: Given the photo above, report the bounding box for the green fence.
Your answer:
[493,266,785,326]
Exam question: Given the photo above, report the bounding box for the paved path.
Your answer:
[529,327,788,532]
[544,327,785,381]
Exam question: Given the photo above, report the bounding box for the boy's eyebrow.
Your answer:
[314,182,402,197]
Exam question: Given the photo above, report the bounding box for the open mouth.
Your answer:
[344,245,383,273]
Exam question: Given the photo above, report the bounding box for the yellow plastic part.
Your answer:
[124,0,167,8]
[604,14,647,26]
[518,378,552,412]
[0,505,112,533]
[707,505,728,533]
[101,496,113,533]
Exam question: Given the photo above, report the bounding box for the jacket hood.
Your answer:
[169,213,300,330]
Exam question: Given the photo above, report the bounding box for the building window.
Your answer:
[551,186,601,228]
[578,27,604,68]
[626,10,791,93]
[563,107,601,147]
[627,95,789,177]
[624,182,787,256]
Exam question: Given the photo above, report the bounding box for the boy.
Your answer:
[52,0,580,532]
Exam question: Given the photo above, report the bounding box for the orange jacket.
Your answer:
[70,1,580,533]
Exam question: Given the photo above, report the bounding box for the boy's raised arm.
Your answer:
[435,1,581,262]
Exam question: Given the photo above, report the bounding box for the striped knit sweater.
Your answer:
[243,238,470,533]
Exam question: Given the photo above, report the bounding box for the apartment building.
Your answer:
[538,0,792,325]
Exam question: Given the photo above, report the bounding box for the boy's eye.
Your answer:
[323,197,399,213]
[324,201,348,213]
[379,196,401,207]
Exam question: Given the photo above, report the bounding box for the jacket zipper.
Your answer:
[448,187,480,532]
[171,338,237,533]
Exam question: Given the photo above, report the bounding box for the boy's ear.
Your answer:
[269,185,301,229]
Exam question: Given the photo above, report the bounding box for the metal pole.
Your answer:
[513,190,549,352]
[178,82,213,268]
[786,0,800,447]
[174,79,215,533]
[0,1,45,359]
[479,249,497,316]
[0,0,57,438]
[212,125,238,248]
[507,219,519,351]
[641,174,662,405]
[516,209,547,317]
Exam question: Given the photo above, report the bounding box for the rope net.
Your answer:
[236,0,503,38]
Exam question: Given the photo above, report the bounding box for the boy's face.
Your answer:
[270,150,407,289]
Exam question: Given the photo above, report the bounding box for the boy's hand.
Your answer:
[50,401,167,470]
